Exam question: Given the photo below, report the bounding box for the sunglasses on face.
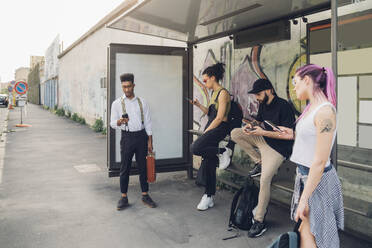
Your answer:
[291,77,296,87]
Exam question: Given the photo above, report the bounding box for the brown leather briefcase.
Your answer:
[146,152,156,183]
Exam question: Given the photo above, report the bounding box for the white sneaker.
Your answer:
[197,194,214,210]
[219,148,232,170]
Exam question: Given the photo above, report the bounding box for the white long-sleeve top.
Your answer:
[110,95,152,135]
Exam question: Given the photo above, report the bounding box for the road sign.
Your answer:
[8,85,13,92]
[10,80,16,85]
[18,100,26,107]
[14,81,28,95]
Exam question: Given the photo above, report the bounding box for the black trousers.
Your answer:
[190,122,229,196]
[120,129,149,194]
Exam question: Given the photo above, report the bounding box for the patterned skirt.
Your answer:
[290,165,344,248]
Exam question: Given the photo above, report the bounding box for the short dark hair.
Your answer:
[120,73,134,83]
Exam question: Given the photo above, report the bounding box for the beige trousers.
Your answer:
[231,128,284,222]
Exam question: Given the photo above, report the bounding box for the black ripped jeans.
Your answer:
[191,121,229,196]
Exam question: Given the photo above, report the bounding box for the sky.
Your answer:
[0,0,125,82]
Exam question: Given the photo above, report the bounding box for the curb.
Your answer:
[0,109,9,184]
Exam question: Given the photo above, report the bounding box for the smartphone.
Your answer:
[184,97,193,102]
[244,127,256,132]
[243,125,256,131]
[264,120,283,132]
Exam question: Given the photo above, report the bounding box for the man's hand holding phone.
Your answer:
[243,122,258,135]
[243,126,256,134]
[244,125,266,136]
[243,122,254,130]
[117,114,129,126]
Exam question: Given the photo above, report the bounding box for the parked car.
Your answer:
[0,94,9,107]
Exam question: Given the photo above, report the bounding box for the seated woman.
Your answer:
[189,62,231,211]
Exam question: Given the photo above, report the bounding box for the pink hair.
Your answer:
[295,64,337,120]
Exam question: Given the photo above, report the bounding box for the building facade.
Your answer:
[30,56,45,79]
[14,67,30,82]
[41,35,60,108]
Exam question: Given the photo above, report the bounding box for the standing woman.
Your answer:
[279,64,344,248]
[189,62,231,211]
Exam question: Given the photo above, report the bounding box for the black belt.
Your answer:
[121,129,146,136]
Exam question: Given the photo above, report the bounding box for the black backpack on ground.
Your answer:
[228,179,259,231]
[268,220,302,248]
[216,89,243,132]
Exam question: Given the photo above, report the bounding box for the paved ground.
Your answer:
[0,104,370,248]
[0,105,9,185]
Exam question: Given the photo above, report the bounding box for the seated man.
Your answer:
[230,78,295,238]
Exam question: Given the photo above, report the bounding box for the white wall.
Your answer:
[43,35,60,82]
[58,27,185,125]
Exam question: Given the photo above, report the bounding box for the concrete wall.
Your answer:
[30,56,44,79]
[58,27,184,125]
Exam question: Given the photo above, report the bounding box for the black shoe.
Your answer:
[117,196,129,210]
[247,163,261,177]
[142,194,157,208]
[248,219,267,238]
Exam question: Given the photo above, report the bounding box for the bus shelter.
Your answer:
[105,0,372,240]
[106,0,340,176]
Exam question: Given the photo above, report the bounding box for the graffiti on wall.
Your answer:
[193,44,269,129]
[286,53,307,116]
[286,37,308,115]
[193,38,307,129]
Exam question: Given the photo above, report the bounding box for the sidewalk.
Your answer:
[0,106,9,184]
[0,104,370,248]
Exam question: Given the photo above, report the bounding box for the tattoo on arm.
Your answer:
[320,119,333,133]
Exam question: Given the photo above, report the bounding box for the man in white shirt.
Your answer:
[110,73,156,210]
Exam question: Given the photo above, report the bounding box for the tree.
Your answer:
[27,63,40,104]
[0,88,8,94]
